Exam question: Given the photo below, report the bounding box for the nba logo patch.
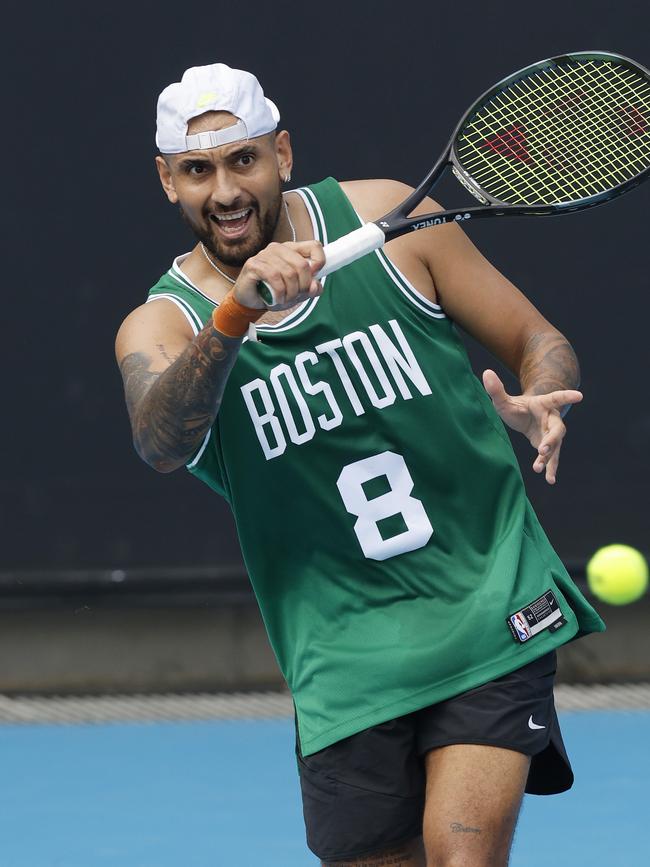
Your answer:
[507,590,567,644]
[510,612,531,642]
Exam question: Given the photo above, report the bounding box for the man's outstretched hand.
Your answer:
[482,369,583,485]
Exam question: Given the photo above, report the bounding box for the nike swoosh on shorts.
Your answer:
[528,715,546,730]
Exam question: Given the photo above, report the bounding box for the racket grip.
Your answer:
[257,223,385,306]
[257,282,275,305]
[317,222,386,278]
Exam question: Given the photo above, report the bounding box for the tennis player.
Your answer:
[116,63,605,866]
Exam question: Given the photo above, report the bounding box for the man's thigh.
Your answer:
[299,651,566,864]
[422,743,529,866]
[413,651,571,797]
[415,651,565,865]
[296,716,426,863]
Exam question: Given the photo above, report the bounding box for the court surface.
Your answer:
[0,706,648,866]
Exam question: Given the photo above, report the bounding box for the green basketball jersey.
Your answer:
[147,177,604,756]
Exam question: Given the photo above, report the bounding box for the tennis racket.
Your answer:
[259,50,650,306]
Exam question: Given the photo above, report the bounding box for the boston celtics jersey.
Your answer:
[147,178,604,756]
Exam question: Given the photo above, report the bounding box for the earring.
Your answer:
[283,173,291,183]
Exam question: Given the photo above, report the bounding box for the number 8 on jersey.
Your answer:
[336,451,434,562]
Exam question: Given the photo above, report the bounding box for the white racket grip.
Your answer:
[258,222,385,306]
[317,222,386,278]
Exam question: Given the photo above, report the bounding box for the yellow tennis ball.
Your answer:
[586,544,649,605]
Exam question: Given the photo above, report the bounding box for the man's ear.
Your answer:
[155,155,179,204]
[274,130,293,182]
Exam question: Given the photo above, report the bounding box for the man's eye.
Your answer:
[237,154,255,167]
[187,163,208,175]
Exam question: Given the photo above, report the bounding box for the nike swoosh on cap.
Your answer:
[528,715,546,730]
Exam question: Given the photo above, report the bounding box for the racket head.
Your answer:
[448,52,650,212]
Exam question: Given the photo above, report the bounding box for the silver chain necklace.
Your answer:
[200,197,296,284]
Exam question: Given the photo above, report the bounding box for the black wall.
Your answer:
[4,0,649,573]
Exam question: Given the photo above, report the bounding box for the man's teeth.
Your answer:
[213,209,250,221]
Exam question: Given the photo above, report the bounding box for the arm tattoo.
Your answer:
[156,343,181,365]
[519,331,580,411]
[119,324,242,472]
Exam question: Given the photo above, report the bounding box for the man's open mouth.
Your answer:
[209,208,253,238]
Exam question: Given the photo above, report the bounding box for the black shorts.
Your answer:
[296,651,572,862]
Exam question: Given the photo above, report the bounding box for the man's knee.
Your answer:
[423,827,518,864]
[426,853,508,867]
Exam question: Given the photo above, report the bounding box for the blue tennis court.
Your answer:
[0,708,648,866]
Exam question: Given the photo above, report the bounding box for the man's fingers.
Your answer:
[533,422,558,465]
[282,240,326,276]
[533,417,566,483]
[548,389,583,408]
[242,242,324,308]
[545,439,563,484]
[279,248,319,292]
[482,369,509,407]
[303,240,326,274]
[533,446,549,473]
[533,440,559,482]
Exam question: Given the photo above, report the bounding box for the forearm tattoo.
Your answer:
[119,324,242,471]
[519,332,580,396]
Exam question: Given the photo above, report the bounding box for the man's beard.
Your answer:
[179,191,283,268]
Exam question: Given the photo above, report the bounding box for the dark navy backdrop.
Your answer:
[4,0,649,573]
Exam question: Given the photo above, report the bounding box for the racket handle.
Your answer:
[257,222,385,306]
[317,222,386,277]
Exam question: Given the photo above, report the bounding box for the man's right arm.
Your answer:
[116,239,326,473]
[116,302,244,473]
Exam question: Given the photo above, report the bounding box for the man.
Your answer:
[116,63,605,866]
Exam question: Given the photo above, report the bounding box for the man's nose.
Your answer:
[209,170,242,209]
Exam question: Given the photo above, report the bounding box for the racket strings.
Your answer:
[460,60,650,202]
[506,64,649,192]
[455,58,650,205]
[463,62,650,202]
[478,65,645,201]
[497,70,636,188]
[477,62,650,201]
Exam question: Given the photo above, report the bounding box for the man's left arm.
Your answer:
[411,201,582,485]
[480,346,582,486]
[343,179,582,484]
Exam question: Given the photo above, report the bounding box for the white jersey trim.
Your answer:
[187,429,212,469]
[170,254,217,305]
[146,293,202,335]
[300,186,330,248]
[157,262,263,344]
[256,297,319,333]
[343,198,445,322]
[375,250,447,320]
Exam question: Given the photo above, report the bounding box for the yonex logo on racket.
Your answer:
[410,214,472,230]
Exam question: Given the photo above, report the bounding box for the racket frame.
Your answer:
[376,51,650,243]
[258,51,650,304]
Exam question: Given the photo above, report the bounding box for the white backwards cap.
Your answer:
[156,63,280,154]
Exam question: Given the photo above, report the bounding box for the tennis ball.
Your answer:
[586,544,649,605]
